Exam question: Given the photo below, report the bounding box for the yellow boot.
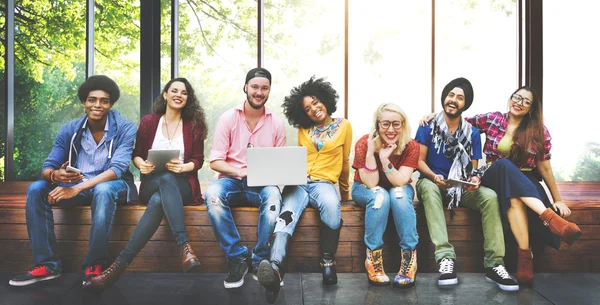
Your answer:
[365,248,390,286]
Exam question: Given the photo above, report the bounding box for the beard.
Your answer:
[443,102,464,119]
[246,93,268,110]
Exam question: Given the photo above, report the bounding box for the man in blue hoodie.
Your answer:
[9,75,138,287]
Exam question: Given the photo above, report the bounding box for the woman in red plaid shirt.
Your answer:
[465,86,581,286]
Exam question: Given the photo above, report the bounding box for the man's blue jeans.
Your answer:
[352,182,418,251]
[273,181,342,236]
[204,177,282,266]
[26,179,128,274]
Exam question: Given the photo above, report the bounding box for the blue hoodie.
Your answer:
[42,110,139,202]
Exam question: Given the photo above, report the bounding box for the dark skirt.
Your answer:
[481,158,561,250]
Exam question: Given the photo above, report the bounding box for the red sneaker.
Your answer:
[84,264,103,279]
[9,265,60,286]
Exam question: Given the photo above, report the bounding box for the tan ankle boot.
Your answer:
[516,248,533,285]
[82,260,127,293]
[180,242,201,273]
[539,208,582,245]
[365,248,390,285]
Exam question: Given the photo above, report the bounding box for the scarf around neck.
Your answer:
[429,112,473,210]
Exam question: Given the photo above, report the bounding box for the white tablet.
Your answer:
[147,149,180,171]
[446,178,478,187]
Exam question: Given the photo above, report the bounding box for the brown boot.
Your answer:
[516,248,533,285]
[180,242,201,273]
[539,208,582,245]
[82,260,127,293]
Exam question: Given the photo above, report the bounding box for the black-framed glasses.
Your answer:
[378,120,403,130]
[511,93,532,108]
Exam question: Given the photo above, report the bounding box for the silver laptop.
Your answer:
[246,146,307,187]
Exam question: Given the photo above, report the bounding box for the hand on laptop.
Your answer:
[237,167,247,178]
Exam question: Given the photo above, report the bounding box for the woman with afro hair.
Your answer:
[257,76,352,302]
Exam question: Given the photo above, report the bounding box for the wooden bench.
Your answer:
[0,181,599,274]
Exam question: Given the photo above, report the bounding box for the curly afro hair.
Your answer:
[282,76,338,129]
[78,75,120,105]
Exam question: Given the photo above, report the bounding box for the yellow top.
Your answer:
[298,119,352,200]
[497,133,512,157]
[495,134,532,171]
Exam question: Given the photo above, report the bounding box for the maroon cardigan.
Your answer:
[134,114,205,205]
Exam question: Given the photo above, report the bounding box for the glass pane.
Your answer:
[161,0,171,88]
[544,1,600,181]
[264,0,346,146]
[0,9,5,180]
[94,0,141,125]
[13,0,86,180]
[348,0,432,142]
[178,0,257,184]
[434,0,518,118]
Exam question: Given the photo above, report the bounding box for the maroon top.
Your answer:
[352,135,420,189]
[133,114,205,205]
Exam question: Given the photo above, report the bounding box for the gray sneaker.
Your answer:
[224,256,248,289]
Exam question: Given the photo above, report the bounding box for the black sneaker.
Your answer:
[485,265,519,291]
[438,258,458,286]
[9,265,60,287]
[224,256,249,289]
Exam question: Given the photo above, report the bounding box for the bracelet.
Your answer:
[363,165,378,173]
[384,167,394,175]
[50,170,58,184]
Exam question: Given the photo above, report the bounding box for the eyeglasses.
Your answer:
[378,120,403,130]
[511,93,532,108]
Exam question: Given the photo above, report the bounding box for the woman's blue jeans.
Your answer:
[351,182,418,251]
[118,172,192,264]
[273,181,342,236]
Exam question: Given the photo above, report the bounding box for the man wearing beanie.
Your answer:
[414,78,519,291]
[205,67,286,288]
[9,75,138,287]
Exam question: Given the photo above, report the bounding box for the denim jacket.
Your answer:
[42,110,139,202]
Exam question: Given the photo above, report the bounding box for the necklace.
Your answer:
[164,116,181,148]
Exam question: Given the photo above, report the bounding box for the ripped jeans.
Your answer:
[204,177,281,266]
[273,181,342,236]
[351,182,418,251]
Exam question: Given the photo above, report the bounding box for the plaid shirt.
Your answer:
[465,112,551,169]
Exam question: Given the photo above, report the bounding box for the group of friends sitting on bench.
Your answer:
[9,68,582,303]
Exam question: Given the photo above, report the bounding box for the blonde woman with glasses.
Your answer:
[351,103,420,288]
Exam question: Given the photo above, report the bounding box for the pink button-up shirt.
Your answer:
[209,102,286,179]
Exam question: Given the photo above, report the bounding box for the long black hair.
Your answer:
[153,77,208,140]
[508,86,545,166]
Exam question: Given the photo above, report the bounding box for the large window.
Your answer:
[95,0,141,125]
[5,1,585,183]
[348,0,432,140]
[12,0,87,180]
[434,0,518,117]
[177,0,257,182]
[265,0,346,146]
[544,1,600,181]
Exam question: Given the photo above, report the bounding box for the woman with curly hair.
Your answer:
[83,78,208,292]
[351,103,420,288]
[257,76,352,302]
